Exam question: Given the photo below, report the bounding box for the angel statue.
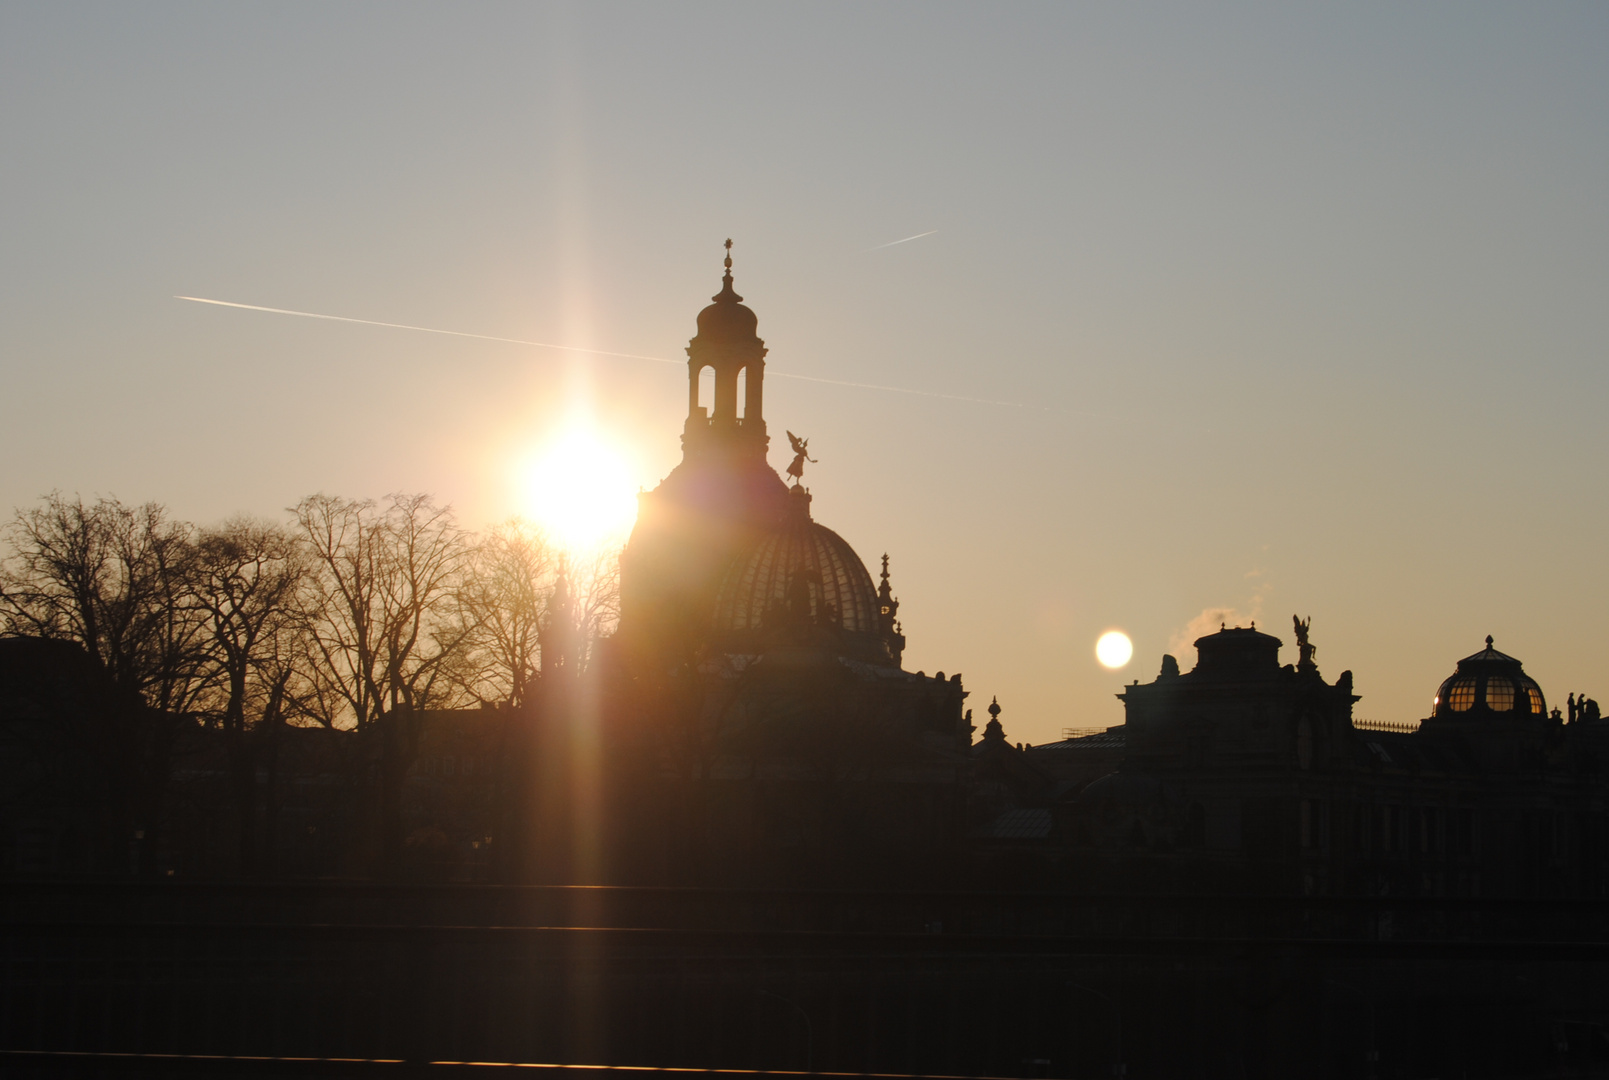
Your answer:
[785,431,816,485]
[1293,614,1316,671]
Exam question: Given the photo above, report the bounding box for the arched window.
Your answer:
[698,366,715,414]
[735,366,747,419]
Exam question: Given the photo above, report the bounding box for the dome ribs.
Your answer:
[710,518,887,660]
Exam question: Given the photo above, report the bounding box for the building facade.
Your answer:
[973,624,1609,896]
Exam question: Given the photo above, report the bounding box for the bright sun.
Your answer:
[520,423,639,554]
[1095,630,1134,669]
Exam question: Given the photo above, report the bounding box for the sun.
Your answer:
[519,422,639,555]
[1095,630,1133,669]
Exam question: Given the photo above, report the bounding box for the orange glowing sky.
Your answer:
[2,5,1607,744]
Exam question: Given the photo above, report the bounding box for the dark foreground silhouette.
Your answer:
[3,879,1609,1079]
[6,250,1609,1077]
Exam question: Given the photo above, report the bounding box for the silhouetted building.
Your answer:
[617,243,908,669]
[578,247,975,885]
[0,637,132,875]
[11,249,1609,1080]
[6,249,1608,908]
[978,626,1609,896]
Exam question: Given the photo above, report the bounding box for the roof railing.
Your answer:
[1353,718,1421,733]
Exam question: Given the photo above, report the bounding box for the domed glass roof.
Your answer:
[712,500,881,639]
[1432,636,1546,719]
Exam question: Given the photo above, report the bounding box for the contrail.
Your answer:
[174,296,680,367]
[864,230,939,252]
[174,293,1057,412]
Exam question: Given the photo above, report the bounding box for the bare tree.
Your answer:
[0,494,210,872]
[448,521,557,708]
[567,545,623,674]
[190,518,308,877]
[440,528,625,883]
[452,525,623,693]
[292,493,472,874]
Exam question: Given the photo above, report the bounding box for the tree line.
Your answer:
[0,491,618,878]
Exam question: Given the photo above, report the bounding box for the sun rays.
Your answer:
[517,420,639,557]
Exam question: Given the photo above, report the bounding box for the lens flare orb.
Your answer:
[521,424,638,554]
[1096,630,1134,669]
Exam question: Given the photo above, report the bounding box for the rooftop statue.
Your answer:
[1293,614,1316,672]
[785,430,815,486]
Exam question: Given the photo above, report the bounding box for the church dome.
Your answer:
[1432,636,1546,719]
[693,270,760,344]
[711,493,882,639]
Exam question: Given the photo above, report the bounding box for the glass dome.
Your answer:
[1432,636,1545,719]
[707,490,899,666]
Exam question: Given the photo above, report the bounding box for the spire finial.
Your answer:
[875,552,902,661]
[1486,634,1494,649]
[715,238,736,297]
[981,695,1006,743]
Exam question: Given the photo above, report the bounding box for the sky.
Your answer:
[2,3,1607,745]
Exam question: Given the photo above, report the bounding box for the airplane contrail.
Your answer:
[174,296,680,367]
[865,230,939,251]
[175,293,1056,412]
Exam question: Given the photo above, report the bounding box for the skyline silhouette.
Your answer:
[2,4,1606,745]
[4,9,1609,1075]
[4,217,1609,1079]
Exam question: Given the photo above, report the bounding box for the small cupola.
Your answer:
[683,240,769,453]
[693,260,761,344]
[1431,636,1546,720]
